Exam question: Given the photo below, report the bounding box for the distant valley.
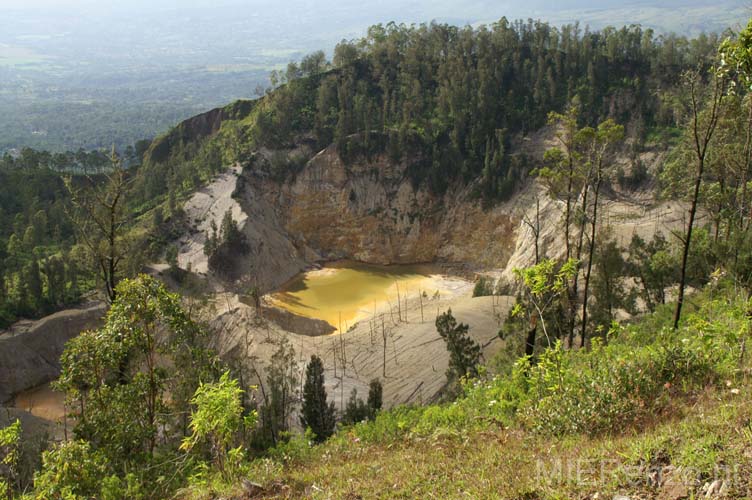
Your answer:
[0,0,745,152]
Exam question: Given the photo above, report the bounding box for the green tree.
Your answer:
[56,274,213,467]
[664,69,726,329]
[300,50,328,76]
[536,101,589,346]
[65,149,132,303]
[257,339,298,447]
[579,119,625,344]
[367,378,383,417]
[23,257,43,313]
[181,372,252,474]
[537,101,585,263]
[511,258,578,359]
[342,379,383,425]
[0,420,21,499]
[472,276,494,297]
[436,309,481,382]
[590,236,633,335]
[300,355,336,443]
[203,220,219,257]
[342,388,370,425]
[626,234,678,312]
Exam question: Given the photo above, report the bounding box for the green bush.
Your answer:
[472,276,494,297]
[33,440,110,499]
[0,420,21,498]
[517,292,743,435]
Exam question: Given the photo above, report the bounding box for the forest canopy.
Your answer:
[141,19,721,203]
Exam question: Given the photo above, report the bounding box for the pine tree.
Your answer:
[300,355,336,442]
[25,257,43,312]
[435,309,481,381]
[367,379,383,417]
[342,388,369,425]
[203,220,219,257]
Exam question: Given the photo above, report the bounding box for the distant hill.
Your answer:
[0,0,745,152]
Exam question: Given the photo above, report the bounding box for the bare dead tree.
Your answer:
[381,314,387,378]
[65,149,132,303]
[522,196,542,265]
[419,290,424,323]
[396,282,402,322]
[674,69,725,330]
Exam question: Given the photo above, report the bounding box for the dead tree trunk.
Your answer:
[674,71,724,329]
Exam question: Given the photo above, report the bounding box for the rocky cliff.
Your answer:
[0,302,106,404]
[209,144,523,293]
[144,99,256,165]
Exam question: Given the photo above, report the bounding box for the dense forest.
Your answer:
[0,142,166,327]
[1,16,752,499]
[141,20,720,206]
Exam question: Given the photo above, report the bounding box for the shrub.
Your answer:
[181,371,251,474]
[518,300,740,435]
[349,283,745,442]
[472,276,494,297]
[0,420,21,498]
[33,440,110,499]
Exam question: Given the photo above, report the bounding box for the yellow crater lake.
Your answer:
[269,261,441,332]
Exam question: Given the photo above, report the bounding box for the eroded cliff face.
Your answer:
[177,122,674,302]
[228,144,520,291]
[0,302,106,403]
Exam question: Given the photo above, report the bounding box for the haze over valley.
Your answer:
[1,0,746,151]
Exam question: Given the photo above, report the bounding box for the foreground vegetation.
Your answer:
[2,276,749,499]
[177,281,752,499]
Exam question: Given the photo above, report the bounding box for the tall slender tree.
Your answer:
[66,148,132,303]
[580,120,624,344]
[672,69,725,329]
[300,355,336,443]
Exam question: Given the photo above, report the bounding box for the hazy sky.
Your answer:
[0,0,691,12]
[1,0,746,72]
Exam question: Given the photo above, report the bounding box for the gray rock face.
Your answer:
[0,302,106,404]
[259,306,336,336]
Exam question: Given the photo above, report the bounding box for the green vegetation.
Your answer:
[472,276,494,297]
[0,420,21,498]
[5,280,749,497]
[3,14,752,500]
[436,309,482,384]
[342,379,383,425]
[204,210,250,276]
[0,148,123,327]
[141,19,719,207]
[353,284,744,441]
[181,372,252,475]
[254,339,298,451]
[0,141,190,327]
[300,355,337,443]
[163,279,750,499]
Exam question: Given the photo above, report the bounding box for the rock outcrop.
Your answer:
[215,145,520,293]
[144,100,256,165]
[0,302,106,404]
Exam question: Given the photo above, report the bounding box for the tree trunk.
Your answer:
[581,172,602,347]
[673,72,723,329]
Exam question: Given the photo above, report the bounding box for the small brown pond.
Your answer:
[12,383,66,422]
